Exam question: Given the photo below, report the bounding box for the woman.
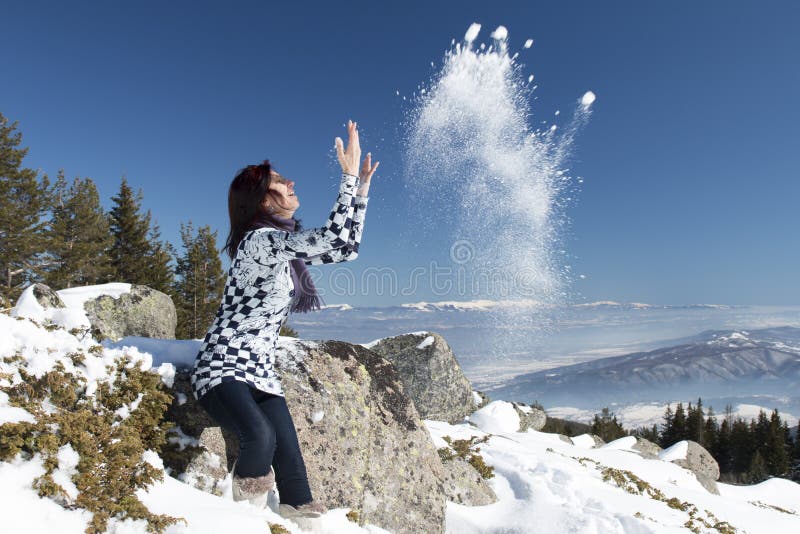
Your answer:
[190,120,378,518]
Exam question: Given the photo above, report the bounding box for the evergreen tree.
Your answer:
[660,404,675,448]
[753,409,770,452]
[686,397,706,445]
[672,402,688,442]
[108,177,153,284]
[0,112,53,302]
[765,409,790,477]
[715,415,733,474]
[792,424,800,482]
[591,407,627,442]
[174,221,225,340]
[730,417,755,479]
[632,424,659,444]
[703,405,719,461]
[45,172,113,288]
[142,217,176,294]
[746,449,768,484]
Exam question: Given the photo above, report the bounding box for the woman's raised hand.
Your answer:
[357,152,379,196]
[335,120,361,176]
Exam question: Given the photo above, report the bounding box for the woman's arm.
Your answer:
[245,172,359,262]
[303,194,369,264]
[303,149,377,265]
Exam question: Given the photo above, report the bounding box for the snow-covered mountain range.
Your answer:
[486,327,800,425]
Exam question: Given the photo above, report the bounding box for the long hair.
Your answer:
[225,160,274,260]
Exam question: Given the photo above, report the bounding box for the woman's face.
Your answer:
[264,171,299,214]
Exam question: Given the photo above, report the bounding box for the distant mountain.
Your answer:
[330,298,740,313]
[486,327,800,408]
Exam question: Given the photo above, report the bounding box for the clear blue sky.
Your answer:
[2,1,799,306]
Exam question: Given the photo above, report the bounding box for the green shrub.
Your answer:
[0,350,186,533]
[438,434,495,479]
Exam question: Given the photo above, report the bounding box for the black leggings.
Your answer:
[197,378,313,506]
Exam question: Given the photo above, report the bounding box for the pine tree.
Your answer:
[660,404,675,448]
[765,409,790,477]
[591,407,627,442]
[0,112,53,302]
[108,177,153,284]
[632,424,659,443]
[746,449,768,484]
[730,417,755,479]
[703,405,719,460]
[174,221,225,340]
[141,217,176,294]
[686,397,706,445]
[715,416,733,474]
[753,409,770,452]
[672,402,688,442]
[792,423,800,482]
[45,172,113,288]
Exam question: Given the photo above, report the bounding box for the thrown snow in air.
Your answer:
[464,23,481,43]
[404,23,595,349]
[490,25,508,41]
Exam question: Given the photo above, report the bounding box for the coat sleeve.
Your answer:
[246,173,359,262]
[302,194,369,265]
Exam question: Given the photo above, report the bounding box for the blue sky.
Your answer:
[2,1,799,306]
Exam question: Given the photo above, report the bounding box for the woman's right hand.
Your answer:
[335,120,361,176]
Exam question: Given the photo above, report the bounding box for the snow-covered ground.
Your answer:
[433,413,800,533]
[3,284,800,532]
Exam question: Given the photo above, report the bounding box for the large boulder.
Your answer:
[659,440,720,495]
[12,283,176,341]
[28,283,67,309]
[168,338,447,534]
[511,401,547,432]
[631,437,663,460]
[365,332,475,424]
[83,284,176,340]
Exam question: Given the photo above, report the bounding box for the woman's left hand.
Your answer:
[358,152,379,196]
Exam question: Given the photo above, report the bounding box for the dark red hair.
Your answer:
[224,160,274,260]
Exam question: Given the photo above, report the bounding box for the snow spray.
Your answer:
[403,23,595,354]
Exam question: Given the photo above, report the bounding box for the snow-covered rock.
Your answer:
[511,401,547,431]
[365,331,476,424]
[660,440,721,494]
[12,282,177,341]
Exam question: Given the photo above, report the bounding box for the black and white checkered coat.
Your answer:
[191,173,368,401]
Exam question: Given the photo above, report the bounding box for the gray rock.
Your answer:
[83,284,177,341]
[631,437,662,460]
[366,332,474,424]
[669,440,720,486]
[558,434,573,444]
[170,339,446,534]
[473,390,491,410]
[570,434,606,447]
[27,283,67,310]
[438,455,497,506]
[511,401,547,432]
